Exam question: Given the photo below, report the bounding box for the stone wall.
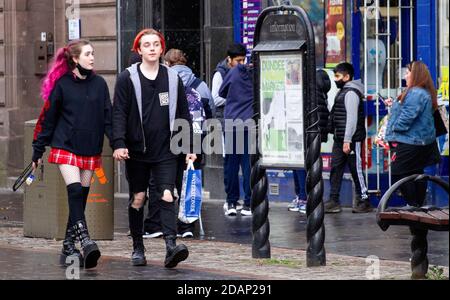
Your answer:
[0,0,234,195]
[0,0,63,185]
[203,0,234,200]
[0,0,117,188]
[0,0,5,186]
[79,0,117,95]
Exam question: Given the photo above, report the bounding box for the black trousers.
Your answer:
[392,170,427,207]
[329,141,368,203]
[389,141,438,207]
[143,174,162,233]
[126,158,177,238]
[144,155,203,235]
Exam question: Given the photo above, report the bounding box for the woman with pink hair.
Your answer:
[32,39,112,269]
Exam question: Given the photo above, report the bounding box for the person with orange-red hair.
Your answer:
[112,29,196,268]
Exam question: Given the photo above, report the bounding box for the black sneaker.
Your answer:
[240,205,252,216]
[143,231,163,239]
[181,231,194,238]
[223,203,237,216]
[352,201,374,213]
[324,200,342,213]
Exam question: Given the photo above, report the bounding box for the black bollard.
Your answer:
[296,6,326,267]
[250,155,271,258]
[251,5,326,266]
[305,116,326,266]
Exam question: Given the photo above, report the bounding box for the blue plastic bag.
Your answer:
[178,161,202,224]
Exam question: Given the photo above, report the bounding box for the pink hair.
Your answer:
[40,40,91,101]
[40,48,69,101]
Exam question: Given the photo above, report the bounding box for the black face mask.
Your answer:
[76,63,92,77]
[334,79,346,89]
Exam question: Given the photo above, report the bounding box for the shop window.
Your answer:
[268,0,325,67]
[118,0,203,77]
[358,1,409,97]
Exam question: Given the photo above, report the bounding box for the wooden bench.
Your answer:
[377,174,449,279]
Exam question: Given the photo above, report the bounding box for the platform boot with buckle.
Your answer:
[131,235,147,266]
[164,235,189,268]
[73,219,101,269]
[60,222,84,267]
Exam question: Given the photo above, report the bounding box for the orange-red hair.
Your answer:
[132,28,166,54]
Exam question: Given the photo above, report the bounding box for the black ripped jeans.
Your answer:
[125,158,178,238]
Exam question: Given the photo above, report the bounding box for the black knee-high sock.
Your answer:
[67,183,85,224]
[82,186,90,212]
[129,195,145,238]
[65,217,73,235]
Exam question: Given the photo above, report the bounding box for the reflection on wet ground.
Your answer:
[183,201,449,267]
[2,193,448,268]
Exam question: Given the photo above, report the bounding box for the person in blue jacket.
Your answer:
[385,60,440,207]
[219,63,254,217]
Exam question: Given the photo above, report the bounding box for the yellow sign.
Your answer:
[336,22,345,41]
[439,66,449,101]
[330,6,343,16]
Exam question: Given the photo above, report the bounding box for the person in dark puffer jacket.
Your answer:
[325,62,372,214]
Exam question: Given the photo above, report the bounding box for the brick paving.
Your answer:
[1,191,448,280]
[0,226,448,280]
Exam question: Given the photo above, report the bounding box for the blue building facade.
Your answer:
[233,0,448,207]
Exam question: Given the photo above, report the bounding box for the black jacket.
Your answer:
[329,82,366,143]
[112,65,192,154]
[32,72,112,162]
[316,69,331,143]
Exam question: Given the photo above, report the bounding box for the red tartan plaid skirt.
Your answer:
[48,148,102,170]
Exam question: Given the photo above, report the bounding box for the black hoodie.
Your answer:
[32,72,113,162]
[316,69,331,143]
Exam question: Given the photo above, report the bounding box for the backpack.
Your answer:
[185,78,206,135]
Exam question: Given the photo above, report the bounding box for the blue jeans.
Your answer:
[224,130,252,206]
[293,169,307,200]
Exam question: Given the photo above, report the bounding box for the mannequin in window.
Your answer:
[363,16,387,94]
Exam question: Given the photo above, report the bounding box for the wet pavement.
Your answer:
[0,247,253,280]
[114,198,449,267]
[202,202,449,267]
[0,192,22,225]
[0,191,448,280]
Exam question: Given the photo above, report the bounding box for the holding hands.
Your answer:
[113,148,130,161]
